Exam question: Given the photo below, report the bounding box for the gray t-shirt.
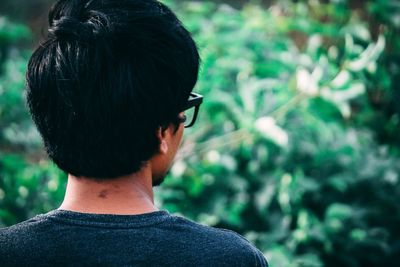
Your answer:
[0,209,268,267]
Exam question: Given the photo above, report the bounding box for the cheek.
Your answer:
[177,125,184,146]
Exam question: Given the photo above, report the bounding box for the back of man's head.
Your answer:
[26,0,200,179]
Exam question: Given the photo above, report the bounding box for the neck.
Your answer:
[59,165,157,215]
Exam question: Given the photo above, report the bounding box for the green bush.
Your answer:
[156,1,400,266]
[0,16,67,227]
[1,1,400,266]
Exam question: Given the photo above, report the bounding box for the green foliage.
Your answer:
[0,17,39,148]
[1,1,400,266]
[0,154,66,227]
[0,17,65,227]
[156,1,400,266]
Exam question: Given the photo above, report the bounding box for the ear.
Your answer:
[156,126,170,155]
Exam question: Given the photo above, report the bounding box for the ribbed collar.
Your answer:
[41,209,172,228]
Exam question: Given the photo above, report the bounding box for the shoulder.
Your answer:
[170,215,248,244]
[162,214,268,267]
[0,215,49,255]
[0,213,62,267]
[0,214,47,238]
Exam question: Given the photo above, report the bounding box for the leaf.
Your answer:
[346,35,386,71]
[254,116,289,147]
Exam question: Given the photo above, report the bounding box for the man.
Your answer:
[0,0,268,266]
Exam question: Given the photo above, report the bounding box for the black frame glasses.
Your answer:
[179,92,203,128]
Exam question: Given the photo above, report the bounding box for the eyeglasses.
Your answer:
[178,92,203,128]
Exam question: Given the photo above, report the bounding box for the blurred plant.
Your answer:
[157,1,400,266]
[0,17,66,227]
[0,17,40,150]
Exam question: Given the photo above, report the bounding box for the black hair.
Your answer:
[26,0,200,178]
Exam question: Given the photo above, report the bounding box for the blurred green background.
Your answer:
[1,0,400,266]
